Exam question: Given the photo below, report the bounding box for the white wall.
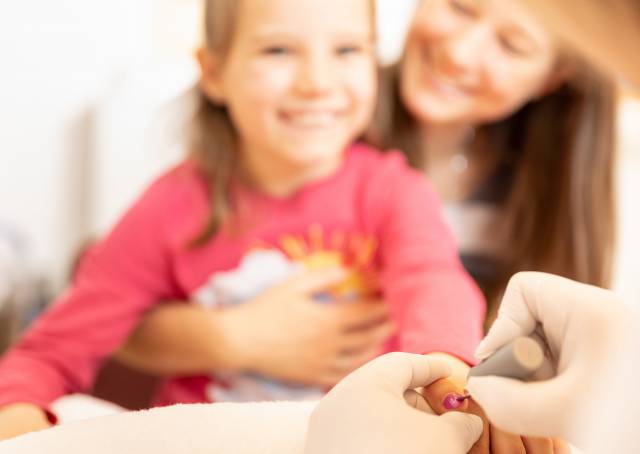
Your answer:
[613,98,640,307]
[1,0,639,307]
[0,0,415,290]
[0,0,155,286]
[376,0,418,64]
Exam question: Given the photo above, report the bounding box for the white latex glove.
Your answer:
[305,352,483,454]
[466,272,635,444]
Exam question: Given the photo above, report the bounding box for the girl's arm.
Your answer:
[0,404,52,441]
[372,155,486,365]
[0,170,182,437]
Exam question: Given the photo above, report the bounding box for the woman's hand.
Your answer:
[306,353,483,454]
[0,403,51,441]
[118,267,394,384]
[466,272,634,444]
[222,267,396,387]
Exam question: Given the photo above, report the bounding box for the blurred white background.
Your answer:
[0,0,638,305]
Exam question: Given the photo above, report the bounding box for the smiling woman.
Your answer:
[369,0,617,322]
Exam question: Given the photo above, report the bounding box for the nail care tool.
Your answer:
[468,336,544,380]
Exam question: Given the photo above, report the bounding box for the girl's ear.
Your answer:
[197,47,226,104]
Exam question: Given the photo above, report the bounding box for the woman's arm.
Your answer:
[116,303,243,376]
[116,270,394,385]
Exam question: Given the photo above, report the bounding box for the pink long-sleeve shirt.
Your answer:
[0,143,485,414]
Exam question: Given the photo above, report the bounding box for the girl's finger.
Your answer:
[331,348,380,376]
[490,427,526,454]
[521,436,555,454]
[314,370,351,389]
[552,438,572,454]
[339,319,396,353]
[466,399,491,454]
[334,300,390,328]
[285,267,349,295]
[421,377,469,415]
[403,389,436,414]
[328,323,397,375]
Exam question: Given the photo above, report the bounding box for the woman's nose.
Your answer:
[436,24,489,80]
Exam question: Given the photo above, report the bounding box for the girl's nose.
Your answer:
[295,52,335,96]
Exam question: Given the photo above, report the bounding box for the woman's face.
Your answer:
[401,0,559,126]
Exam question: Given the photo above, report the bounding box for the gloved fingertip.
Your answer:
[442,412,484,448]
[473,342,494,360]
[465,377,491,404]
[467,414,484,436]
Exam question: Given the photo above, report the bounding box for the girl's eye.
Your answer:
[499,35,533,57]
[262,46,291,56]
[448,0,479,18]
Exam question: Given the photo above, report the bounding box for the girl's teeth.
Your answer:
[286,112,336,127]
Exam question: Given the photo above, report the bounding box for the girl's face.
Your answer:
[401,0,559,126]
[201,0,376,178]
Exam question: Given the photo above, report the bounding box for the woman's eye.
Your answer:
[448,0,479,17]
[262,46,291,56]
[499,36,533,57]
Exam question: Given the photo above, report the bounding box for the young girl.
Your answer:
[0,0,484,439]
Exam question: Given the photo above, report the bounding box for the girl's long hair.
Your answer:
[189,0,376,246]
[188,0,240,246]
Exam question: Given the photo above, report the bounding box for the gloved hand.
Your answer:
[305,352,484,454]
[466,272,635,444]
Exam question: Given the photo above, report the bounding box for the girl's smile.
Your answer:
[198,0,377,196]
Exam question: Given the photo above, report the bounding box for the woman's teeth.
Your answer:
[430,72,469,97]
[421,51,473,98]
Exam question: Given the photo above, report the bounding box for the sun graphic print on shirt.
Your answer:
[191,224,379,403]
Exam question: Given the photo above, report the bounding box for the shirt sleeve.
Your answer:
[0,176,181,415]
[375,159,486,364]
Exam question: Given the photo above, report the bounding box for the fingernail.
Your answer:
[443,393,466,410]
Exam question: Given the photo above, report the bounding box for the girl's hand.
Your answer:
[221,267,396,387]
[0,403,52,441]
[422,377,571,454]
